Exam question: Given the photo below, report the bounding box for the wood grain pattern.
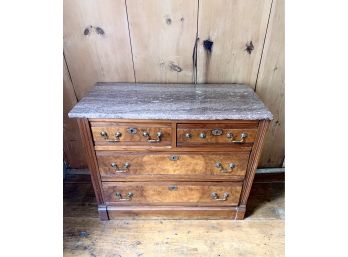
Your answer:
[77,119,104,204]
[126,0,198,82]
[96,151,249,181]
[197,0,273,86]
[63,219,284,256]
[94,144,252,152]
[91,124,172,146]
[63,172,285,221]
[177,124,257,146]
[89,119,260,124]
[256,0,285,167]
[63,56,86,168]
[107,205,241,219]
[63,0,134,100]
[102,181,242,206]
[74,117,269,219]
[240,120,270,205]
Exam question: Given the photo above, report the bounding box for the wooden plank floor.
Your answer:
[64,174,284,257]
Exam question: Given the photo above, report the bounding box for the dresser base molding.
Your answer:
[98,204,109,221]
[103,205,246,220]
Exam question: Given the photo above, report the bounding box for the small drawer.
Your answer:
[102,182,242,206]
[90,122,172,146]
[96,151,249,181]
[177,123,258,147]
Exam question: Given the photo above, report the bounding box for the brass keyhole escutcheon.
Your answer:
[169,155,179,161]
[168,185,178,191]
[127,127,137,134]
[211,128,223,136]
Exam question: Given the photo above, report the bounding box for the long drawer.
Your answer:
[102,182,242,206]
[96,151,250,181]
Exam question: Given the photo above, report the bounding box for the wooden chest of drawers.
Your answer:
[69,83,272,220]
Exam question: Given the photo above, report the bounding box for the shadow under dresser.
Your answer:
[68,83,273,220]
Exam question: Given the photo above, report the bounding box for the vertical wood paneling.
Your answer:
[63,56,87,168]
[126,0,198,83]
[63,0,134,100]
[197,0,272,87]
[63,0,285,168]
[256,0,285,167]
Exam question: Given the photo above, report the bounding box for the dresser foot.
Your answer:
[98,205,109,221]
[234,205,246,220]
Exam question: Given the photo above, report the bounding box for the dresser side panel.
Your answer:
[77,118,104,204]
[240,120,270,205]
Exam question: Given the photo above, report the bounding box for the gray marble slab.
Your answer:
[68,83,273,120]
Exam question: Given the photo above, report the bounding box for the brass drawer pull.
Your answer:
[215,162,236,173]
[111,162,129,173]
[199,132,206,139]
[185,133,192,138]
[226,132,248,143]
[100,131,122,142]
[211,192,229,201]
[143,131,162,143]
[115,192,133,201]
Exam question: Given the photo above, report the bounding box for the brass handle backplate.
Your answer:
[143,131,162,143]
[215,162,236,173]
[211,192,229,201]
[111,162,130,173]
[115,192,133,201]
[100,131,122,142]
[226,132,248,143]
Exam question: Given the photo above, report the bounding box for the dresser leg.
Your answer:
[98,205,109,221]
[235,205,246,220]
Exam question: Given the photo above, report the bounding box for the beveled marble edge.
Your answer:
[68,112,273,120]
[68,83,273,120]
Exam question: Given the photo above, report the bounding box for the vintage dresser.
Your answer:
[68,83,273,220]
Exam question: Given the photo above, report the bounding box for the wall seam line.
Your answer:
[63,52,78,102]
[254,0,274,92]
[195,0,200,84]
[124,0,137,83]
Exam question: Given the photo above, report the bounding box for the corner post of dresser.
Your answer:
[98,205,109,221]
[77,118,106,220]
[234,205,246,220]
[240,120,271,207]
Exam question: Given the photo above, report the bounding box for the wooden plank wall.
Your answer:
[255,0,285,167]
[63,0,285,168]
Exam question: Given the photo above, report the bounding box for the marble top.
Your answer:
[68,83,273,120]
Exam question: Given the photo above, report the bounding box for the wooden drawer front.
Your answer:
[97,152,249,181]
[177,123,258,147]
[91,122,172,146]
[102,182,242,206]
